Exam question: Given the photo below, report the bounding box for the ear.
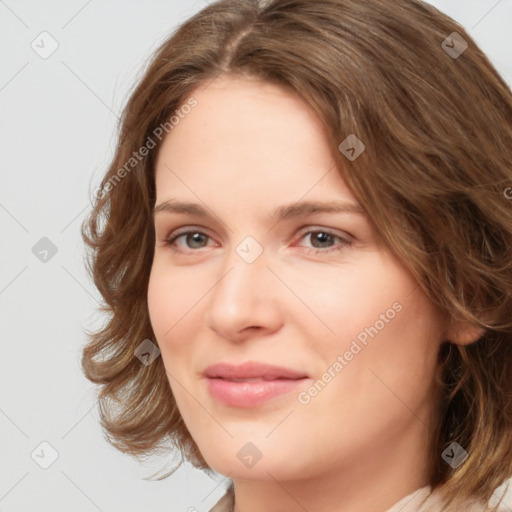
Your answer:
[443,319,486,346]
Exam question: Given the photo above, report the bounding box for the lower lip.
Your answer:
[205,377,310,408]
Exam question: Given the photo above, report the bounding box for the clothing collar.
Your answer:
[208,482,508,512]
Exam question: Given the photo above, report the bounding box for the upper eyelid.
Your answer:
[165,225,217,240]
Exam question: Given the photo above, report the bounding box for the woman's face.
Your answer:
[148,74,448,484]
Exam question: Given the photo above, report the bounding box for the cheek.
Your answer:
[147,268,195,411]
[147,263,187,356]
[329,284,441,416]
[147,261,210,373]
[294,288,442,458]
[290,252,415,348]
[304,250,442,386]
[147,267,170,339]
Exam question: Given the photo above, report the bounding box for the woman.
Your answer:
[81,0,512,511]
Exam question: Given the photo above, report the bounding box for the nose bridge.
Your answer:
[205,235,281,336]
[213,236,268,308]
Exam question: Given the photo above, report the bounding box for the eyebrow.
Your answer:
[152,199,366,220]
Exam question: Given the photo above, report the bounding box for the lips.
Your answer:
[202,361,310,408]
[202,361,309,381]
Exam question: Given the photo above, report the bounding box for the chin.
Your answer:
[199,445,305,481]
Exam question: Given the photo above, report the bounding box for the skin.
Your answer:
[147,74,480,512]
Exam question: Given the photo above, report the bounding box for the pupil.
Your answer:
[313,232,331,248]
[188,233,205,248]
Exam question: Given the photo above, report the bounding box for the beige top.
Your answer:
[209,483,510,512]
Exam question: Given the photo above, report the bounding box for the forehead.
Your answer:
[153,75,355,208]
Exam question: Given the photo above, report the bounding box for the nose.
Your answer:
[204,244,283,342]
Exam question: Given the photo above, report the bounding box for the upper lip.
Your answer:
[203,361,309,380]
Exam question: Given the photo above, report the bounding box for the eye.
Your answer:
[162,227,352,254]
[295,229,352,254]
[163,229,214,252]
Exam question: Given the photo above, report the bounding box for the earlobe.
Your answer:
[444,320,486,346]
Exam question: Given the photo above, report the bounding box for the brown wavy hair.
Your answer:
[81,0,512,509]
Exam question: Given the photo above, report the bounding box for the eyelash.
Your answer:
[162,228,352,255]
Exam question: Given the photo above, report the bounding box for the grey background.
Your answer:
[1,1,511,511]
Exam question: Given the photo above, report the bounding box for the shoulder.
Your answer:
[415,487,511,512]
[385,485,511,512]
[207,483,511,512]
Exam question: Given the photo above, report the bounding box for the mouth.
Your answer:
[202,361,311,408]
